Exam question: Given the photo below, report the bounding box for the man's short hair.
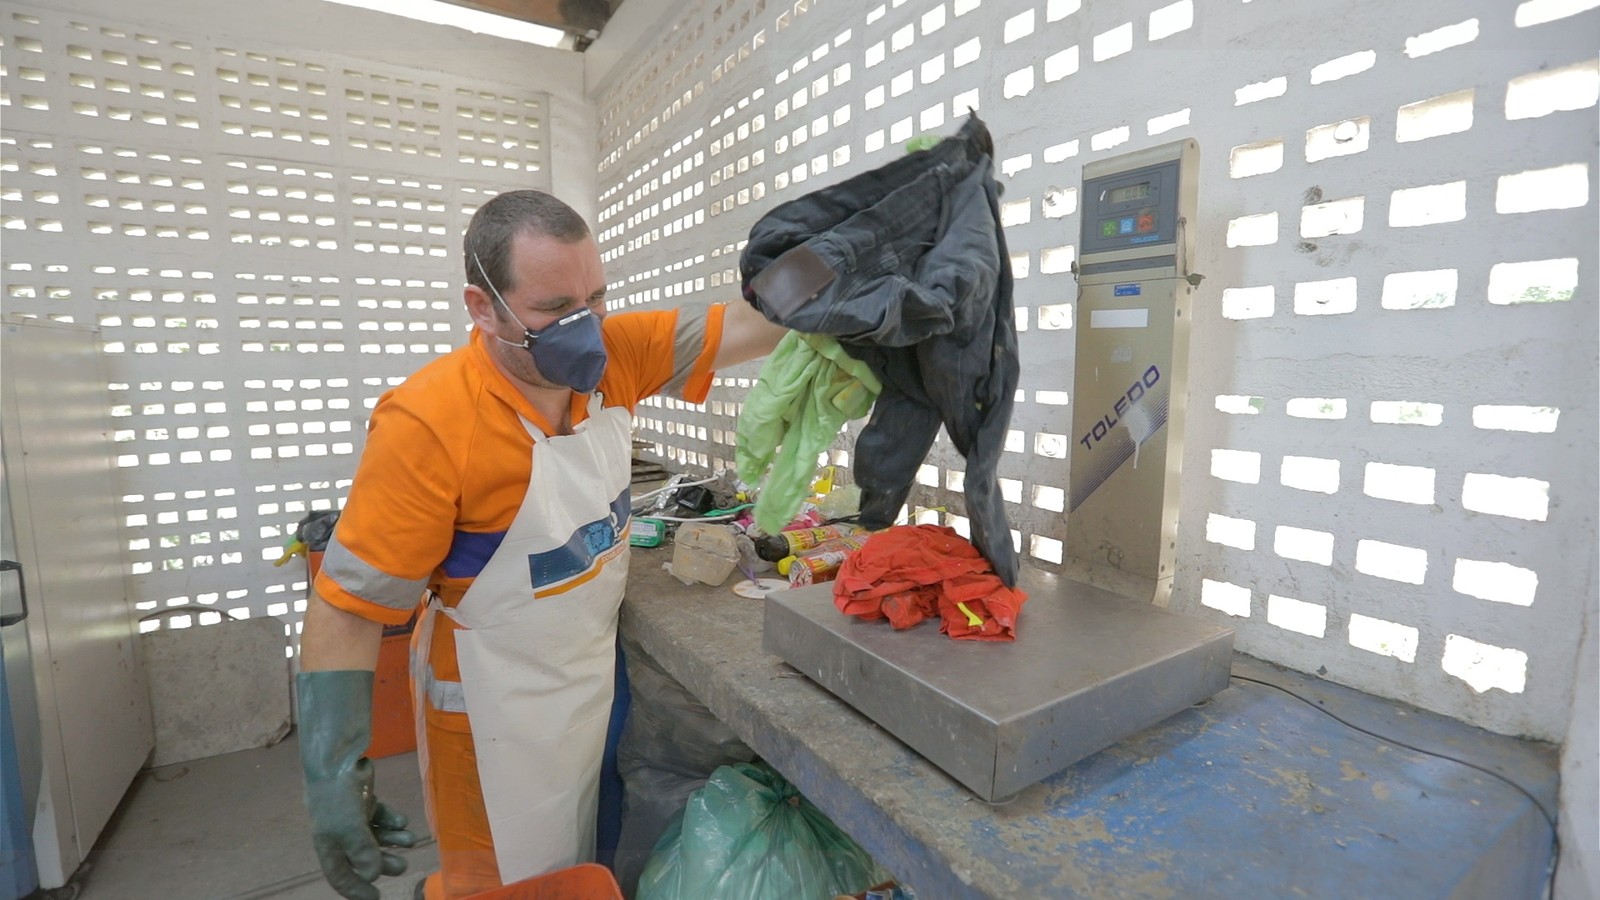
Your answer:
[464,190,590,304]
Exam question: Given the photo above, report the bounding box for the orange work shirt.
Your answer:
[314,304,725,694]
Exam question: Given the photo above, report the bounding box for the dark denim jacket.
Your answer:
[740,114,1021,585]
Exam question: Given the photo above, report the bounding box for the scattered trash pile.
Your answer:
[632,466,866,597]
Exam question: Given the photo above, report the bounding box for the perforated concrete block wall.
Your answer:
[0,0,586,652]
[591,0,1598,742]
[1,0,1593,743]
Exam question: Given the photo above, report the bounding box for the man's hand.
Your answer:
[299,668,415,900]
[305,743,416,900]
[298,595,404,898]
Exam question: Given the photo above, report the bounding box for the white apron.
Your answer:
[412,393,633,885]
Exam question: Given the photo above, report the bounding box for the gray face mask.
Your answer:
[473,252,608,393]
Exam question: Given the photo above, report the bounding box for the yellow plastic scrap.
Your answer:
[274,538,308,567]
[811,466,835,497]
[956,601,984,628]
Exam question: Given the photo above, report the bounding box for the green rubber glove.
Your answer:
[297,671,417,900]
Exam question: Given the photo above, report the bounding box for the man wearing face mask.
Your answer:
[296,190,787,900]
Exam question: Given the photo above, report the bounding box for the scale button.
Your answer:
[1100,219,1118,237]
[1118,217,1135,235]
[1136,213,1155,233]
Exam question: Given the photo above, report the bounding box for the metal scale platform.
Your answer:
[763,570,1233,801]
[764,140,1233,800]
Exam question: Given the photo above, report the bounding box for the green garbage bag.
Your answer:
[636,762,891,900]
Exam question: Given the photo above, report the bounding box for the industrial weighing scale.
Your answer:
[764,570,1233,801]
[764,140,1235,801]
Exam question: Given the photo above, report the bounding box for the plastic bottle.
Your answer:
[784,550,844,587]
[779,534,869,586]
[755,523,864,562]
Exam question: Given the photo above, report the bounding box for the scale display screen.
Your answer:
[1107,182,1152,204]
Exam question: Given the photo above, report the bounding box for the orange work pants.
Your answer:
[417,706,501,900]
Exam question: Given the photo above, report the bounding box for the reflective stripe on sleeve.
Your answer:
[661,305,710,398]
[321,531,431,613]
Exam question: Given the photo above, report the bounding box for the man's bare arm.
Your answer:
[713,299,789,369]
[300,592,383,671]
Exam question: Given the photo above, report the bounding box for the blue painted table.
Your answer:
[621,558,1557,899]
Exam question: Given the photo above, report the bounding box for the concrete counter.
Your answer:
[620,552,1557,898]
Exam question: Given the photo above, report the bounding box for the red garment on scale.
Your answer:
[832,525,1027,641]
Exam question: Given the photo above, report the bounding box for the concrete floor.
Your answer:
[73,737,437,900]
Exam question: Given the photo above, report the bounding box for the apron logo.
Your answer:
[528,518,620,588]
[526,487,634,590]
[579,519,616,558]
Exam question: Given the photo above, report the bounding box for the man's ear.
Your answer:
[464,284,498,332]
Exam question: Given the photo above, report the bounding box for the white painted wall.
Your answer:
[588,0,1598,742]
[1557,585,1597,900]
[1,0,587,641]
[586,0,1596,890]
[38,0,596,219]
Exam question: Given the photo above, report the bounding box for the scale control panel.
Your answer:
[1080,158,1183,260]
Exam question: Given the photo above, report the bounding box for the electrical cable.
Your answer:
[630,474,720,508]
[1228,673,1556,825]
[645,505,752,524]
[1229,672,1561,894]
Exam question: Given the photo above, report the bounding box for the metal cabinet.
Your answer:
[0,317,153,889]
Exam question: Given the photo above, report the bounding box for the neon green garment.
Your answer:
[736,332,880,534]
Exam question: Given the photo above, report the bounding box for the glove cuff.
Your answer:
[297,670,375,783]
